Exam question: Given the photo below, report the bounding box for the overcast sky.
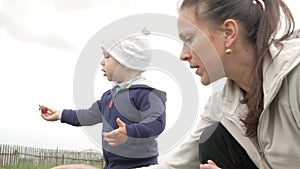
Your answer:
[0,0,299,157]
[0,0,186,153]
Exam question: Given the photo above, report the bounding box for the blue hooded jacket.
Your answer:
[61,84,167,169]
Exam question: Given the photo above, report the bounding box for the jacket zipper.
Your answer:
[108,95,116,122]
[108,87,118,122]
[257,109,273,169]
[108,99,113,121]
[259,148,265,169]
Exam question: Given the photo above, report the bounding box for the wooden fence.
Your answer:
[0,144,103,167]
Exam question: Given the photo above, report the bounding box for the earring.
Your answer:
[225,48,232,54]
[225,41,232,54]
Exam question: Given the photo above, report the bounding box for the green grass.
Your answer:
[0,164,55,169]
[0,162,102,169]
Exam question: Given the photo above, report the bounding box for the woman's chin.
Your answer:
[200,77,211,86]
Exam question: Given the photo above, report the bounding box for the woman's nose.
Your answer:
[180,44,192,61]
[180,47,192,61]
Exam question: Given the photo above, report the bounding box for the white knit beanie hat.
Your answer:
[102,34,152,71]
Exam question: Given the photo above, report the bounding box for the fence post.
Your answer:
[55,147,58,166]
[62,153,64,165]
[14,150,19,167]
[0,144,3,166]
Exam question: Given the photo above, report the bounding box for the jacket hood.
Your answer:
[263,29,300,108]
[129,84,167,104]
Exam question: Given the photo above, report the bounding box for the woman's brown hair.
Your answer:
[180,0,295,137]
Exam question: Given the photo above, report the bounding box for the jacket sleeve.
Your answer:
[125,89,166,144]
[289,62,300,128]
[61,101,102,126]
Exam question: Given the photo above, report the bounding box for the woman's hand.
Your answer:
[200,160,221,169]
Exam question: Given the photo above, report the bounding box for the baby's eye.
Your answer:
[101,47,110,58]
[105,54,111,59]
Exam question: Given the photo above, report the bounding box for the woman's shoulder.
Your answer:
[264,32,300,82]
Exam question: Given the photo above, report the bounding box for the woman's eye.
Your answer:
[184,36,193,44]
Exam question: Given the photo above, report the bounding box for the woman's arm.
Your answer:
[137,92,222,169]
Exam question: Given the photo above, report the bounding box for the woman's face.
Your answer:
[178,7,226,85]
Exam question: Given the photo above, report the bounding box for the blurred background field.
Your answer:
[0,144,103,169]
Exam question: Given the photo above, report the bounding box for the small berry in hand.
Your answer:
[39,105,48,114]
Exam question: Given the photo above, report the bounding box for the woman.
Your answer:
[143,0,299,169]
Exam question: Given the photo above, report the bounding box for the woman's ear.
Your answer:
[223,19,238,48]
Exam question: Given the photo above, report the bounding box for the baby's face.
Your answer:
[101,51,129,82]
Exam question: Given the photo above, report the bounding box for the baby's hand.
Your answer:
[40,105,62,121]
[200,160,221,169]
[103,118,128,146]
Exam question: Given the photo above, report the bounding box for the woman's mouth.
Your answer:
[190,65,201,75]
[195,67,202,76]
